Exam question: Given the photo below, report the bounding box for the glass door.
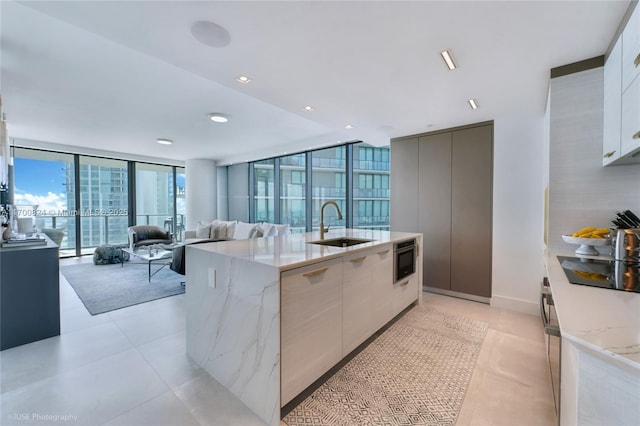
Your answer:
[78,156,129,254]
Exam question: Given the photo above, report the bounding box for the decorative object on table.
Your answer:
[283,305,488,426]
[61,262,184,315]
[562,226,612,255]
[1,235,47,247]
[0,97,15,242]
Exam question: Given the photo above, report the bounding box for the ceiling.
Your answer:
[0,0,631,165]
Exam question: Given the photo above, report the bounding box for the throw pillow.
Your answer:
[209,220,237,239]
[196,222,211,239]
[275,223,290,235]
[260,222,277,237]
[220,220,237,238]
[234,222,258,239]
[261,222,278,237]
[209,219,220,239]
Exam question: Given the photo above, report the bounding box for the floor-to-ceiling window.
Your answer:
[176,167,186,241]
[280,153,305,233]
[12,148,77,256]
[253,159,275,223]
[135,163,175,234]
[248,142,390,231]
[13,148,185,257]
[311,145,346,231]
[78,156,129,254]
[353,144,390,230]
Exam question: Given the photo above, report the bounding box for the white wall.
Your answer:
[548,67,640,250]
[227,163,249,221]
[491,115,545,314]
[185,158,217,230]
[217,166,228,220]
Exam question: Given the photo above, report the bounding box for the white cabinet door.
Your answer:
[280,258,343,405]
[342,251,373,356]
[622,4,640,92]
[621,75,640,158]
[370,245,394,332]
[392,273,419,317]
[603,36,623,166]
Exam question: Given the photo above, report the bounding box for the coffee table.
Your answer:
[122,245,177,282]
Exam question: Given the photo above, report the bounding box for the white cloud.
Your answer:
[13,191,69,215]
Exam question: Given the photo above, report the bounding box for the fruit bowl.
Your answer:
[562,234,612,256]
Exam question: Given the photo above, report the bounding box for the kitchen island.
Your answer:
[185,229,422,425]
[544,249,640,425]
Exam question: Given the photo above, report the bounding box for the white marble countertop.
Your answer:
[544,248,640,370]
[188,229,421,271]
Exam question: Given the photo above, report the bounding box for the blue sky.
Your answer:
[12,158,186,212]
[12,158,69,211]
[14,158,68,195]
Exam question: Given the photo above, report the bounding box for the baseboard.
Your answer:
[490,294,539,316]
[422,286,491,304]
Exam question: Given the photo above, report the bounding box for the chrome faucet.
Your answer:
[320,200,343,240]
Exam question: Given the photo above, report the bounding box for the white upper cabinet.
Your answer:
[603,4,640,166]
[621,74,640,157]
[603,37,623,166]
[622,5,640,92]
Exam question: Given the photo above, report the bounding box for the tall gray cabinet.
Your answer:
[391,122,493,299]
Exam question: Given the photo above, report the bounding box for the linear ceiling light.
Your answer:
[440,50,456,70]
[209,113,229,123]
[156,138,173,145]
[468,99,479,109]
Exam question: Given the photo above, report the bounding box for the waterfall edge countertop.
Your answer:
[544,248,640,370]
[187,229,422,271]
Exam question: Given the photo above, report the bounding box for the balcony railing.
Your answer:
[352,188,390,199]
[353,160,389,171]
[31,212,185,257]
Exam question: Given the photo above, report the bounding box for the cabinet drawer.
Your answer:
[342,251,373,356]
[371,246,394,331]
[281,258,343,405]
[621,74,640,158]
[622,4,640,92]
[393,273,419,316]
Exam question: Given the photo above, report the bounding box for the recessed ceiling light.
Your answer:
[157,138,173,145]
[345,124,353,129]
[303,106,314,112]
[235,75,251,84]
[209,113,229,123]
[440,50,456,70]
[191,21,231,48]
[468,99,479,109]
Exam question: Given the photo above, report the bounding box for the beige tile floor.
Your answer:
[1,257,556,426]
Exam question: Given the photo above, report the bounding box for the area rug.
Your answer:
[61,261,185,315]
[283,304,488,426]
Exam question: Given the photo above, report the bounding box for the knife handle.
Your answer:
[612,219,629,229]
[616,212,636,228]
[624,210,640,226]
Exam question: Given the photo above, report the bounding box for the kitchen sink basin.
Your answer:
[308,237,374,247]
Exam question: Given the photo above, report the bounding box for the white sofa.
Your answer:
[183,220,290,244]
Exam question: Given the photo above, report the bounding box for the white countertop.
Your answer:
[188,229,421,271]
[545,248,640,370]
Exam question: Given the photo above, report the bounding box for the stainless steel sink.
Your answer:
[308,237,374,247]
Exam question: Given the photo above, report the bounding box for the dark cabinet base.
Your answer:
[1,240,60,350]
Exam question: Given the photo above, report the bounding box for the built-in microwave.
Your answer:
[394,239,416,283]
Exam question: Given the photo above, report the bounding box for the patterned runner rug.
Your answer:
[283,304,488,426]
